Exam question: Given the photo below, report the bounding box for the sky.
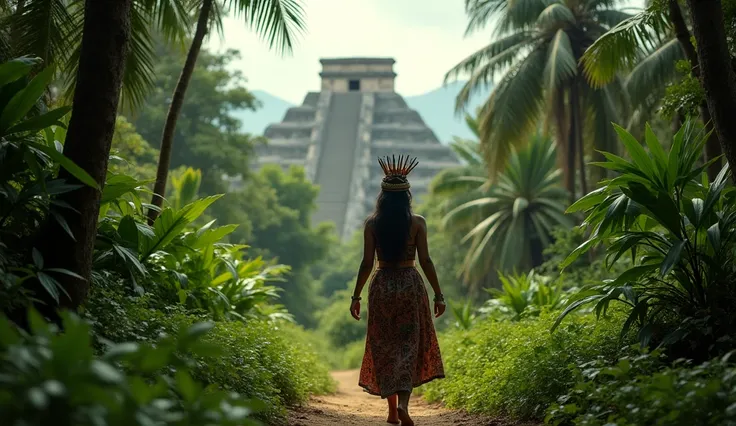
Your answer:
[205,0,493,104]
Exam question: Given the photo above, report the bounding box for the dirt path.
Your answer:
[287,370,529,426]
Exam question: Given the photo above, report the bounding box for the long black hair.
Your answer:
[367,176,413,262]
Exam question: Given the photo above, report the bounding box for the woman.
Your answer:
[350,155,446,426]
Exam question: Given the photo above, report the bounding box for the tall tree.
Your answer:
[448,0,632,199]
[581,1,724,179]
[130,42,259,195]
[0,0,190,112]
[40,0,133,309]
[685,0,736,173]
[147,0,306,223]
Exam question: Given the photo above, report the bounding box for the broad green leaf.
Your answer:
[0,56,41,86]
[140,195,222,259]
[561,237,597,269]
[566,187,607,213]
[644,123,667,174]
[707,223,721,251]
[175,371,199,403]
[0,66,56,132]
[101,174,142,204]
[660,239,685,276]
[612,123,655,178]
[5,106,72,135]
[90,360,124,384]
[28,142,99,189]
[117,215,140,250]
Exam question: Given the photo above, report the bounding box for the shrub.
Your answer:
[555,121,736,359]
[546,350,736,425]
[0,311,260,426]
[84,280,334,422]
[421,311,625,420]
[316,289,366,348]
[479,271,566,321]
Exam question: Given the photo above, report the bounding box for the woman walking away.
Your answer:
[350,155,446,426]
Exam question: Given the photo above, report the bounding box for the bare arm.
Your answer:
[415,215,442,297]
[351,222,376,300]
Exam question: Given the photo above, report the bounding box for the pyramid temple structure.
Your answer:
[253,57,460,241]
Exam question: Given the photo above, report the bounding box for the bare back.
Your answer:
[371,215,426,263]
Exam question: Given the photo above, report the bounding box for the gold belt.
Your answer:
[377,260,416,269]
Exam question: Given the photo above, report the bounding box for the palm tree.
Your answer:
[146,0,306,224]
[0,0,191,111]
[581,0,723,179]
[436,133,572,285]
[447,0,633,199]
[38,0,134,310]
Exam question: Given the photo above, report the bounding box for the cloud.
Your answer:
[206,0,491,104]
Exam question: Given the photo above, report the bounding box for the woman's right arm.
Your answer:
[415,216,445,316]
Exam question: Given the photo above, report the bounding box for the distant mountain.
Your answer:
[405,81,491,143]
[232,82,493,144]
[233,90,295,136]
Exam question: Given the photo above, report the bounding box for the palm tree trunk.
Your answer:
[39,0,133,310]
[684,0,736,175]
[147,0,213,224]
[568,82,581,199]
[571,79,587,196]
[669,0,722,180]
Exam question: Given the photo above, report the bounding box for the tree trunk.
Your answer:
[567,83,580,199]
[571,79,587,196]
[39,0,133,310]
[147,0,213,224]
[684,0,736,174]
[669,0,723,179]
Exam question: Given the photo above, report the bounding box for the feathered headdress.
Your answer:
[377,155,418,192]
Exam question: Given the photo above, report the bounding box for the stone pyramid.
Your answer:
[254,58,460,241]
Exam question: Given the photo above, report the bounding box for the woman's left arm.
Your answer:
[350,222,376,320]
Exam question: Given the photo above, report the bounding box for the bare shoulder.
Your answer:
[412,214,427,230]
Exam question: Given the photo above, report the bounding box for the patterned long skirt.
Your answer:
[358,267,445,398]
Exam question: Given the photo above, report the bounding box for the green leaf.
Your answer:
[140,195,222,259]
[28,142,99,190]
[90,360,124,384]
[660,239,685,276]
[36,271,60,303]
[5,106,72,135]
[612,123,654,178]
[175,370,199,403]
[32,248,44,269]
[561,237,597,269]
[102,342,140,361]
[0,56,41,86]
[566,187,607,213]
[0,66,56,133]
[184,322,214,340]
[117,215,140,250]
[707,223,721,251]
[644,123,667,174]
[610,264,658,286]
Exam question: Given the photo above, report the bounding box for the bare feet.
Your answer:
[397,406,414,426]
[387,394,399,424]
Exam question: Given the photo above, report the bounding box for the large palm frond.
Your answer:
[447,30,537,112]
[227,0,306,55]
[464,0,548,36]
[625,37,684,106]
[6,0,192,112]
[582,6,671,87]
[7,0,75,65]
[442,134,570,279]
[477,46,547,177]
